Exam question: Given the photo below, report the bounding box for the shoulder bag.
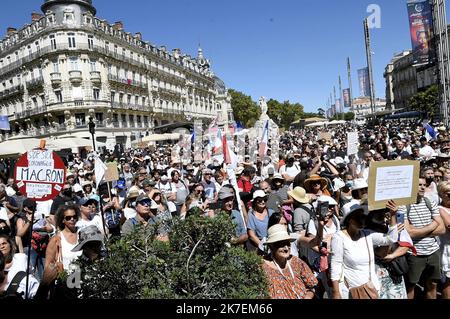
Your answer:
[344,232,379,299]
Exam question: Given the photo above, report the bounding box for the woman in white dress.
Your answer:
[330,202,398,299]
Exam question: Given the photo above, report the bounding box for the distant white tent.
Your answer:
[305,121,327,127]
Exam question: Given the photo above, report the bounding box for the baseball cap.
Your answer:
[116,179,126,189]
[136,194,150,204]
[142,179,156,187]
[79,198,96,206]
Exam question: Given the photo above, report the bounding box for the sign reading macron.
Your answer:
[14,149,66,201]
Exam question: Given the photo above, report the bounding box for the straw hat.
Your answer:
[304,174,328,191]
[264,224,296,245]
[287,187,310,204]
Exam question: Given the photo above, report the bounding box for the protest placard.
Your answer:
[14,149,66,201]
[347,132,359,155]
[368,160,420,210]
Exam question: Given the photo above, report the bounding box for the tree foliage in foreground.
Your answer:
[79,213,268,299]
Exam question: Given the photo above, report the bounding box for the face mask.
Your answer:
[345,181,354,189]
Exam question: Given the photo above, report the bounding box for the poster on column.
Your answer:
[193,120,203,162]
[368,160,420,211]
[248,130,258,164]
[14,149,66,201]
[347,132,359,156]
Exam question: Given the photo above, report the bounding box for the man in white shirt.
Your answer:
[419,137,438,160]
[279,155,301,182]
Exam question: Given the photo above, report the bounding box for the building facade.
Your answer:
[350,97,386,119]
[384,50,411,111]
[0,0,232,149]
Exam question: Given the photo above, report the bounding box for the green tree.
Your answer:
[408,84,439,118]
[229,89,260,127]
[317,108,325,117]
[344,112,355,121]
[267,99,304,128]
[79,213,268,299]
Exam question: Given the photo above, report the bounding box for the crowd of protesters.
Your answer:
[0,118,449,300]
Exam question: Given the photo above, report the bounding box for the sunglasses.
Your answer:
[255,198,267,203]
[138,200,152,206]
[64,215,78,221]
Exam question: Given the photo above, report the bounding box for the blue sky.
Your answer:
[1,0,448,112]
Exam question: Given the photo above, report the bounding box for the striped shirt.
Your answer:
[398,198,440,256]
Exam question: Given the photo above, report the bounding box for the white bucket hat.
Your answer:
[341,201,368,226]
[351,178,368,191]
[264,224,296,245]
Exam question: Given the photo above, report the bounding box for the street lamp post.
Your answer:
[88,116,96,152]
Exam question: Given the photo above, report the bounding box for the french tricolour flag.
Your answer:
[212,128,223,155]
[258,120,269,158]
[398,229,417,256]
[423,121,437,141]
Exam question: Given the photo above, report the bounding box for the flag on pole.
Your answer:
[258,120,269,158]
[0,116,10,131]
[212,128,223,155]
[222,134,238,168]
[423,121,436,141]
[94,156,107,189]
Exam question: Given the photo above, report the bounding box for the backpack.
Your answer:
[0,271,27,299]
[405,197,433,220]
[31,231,49,256]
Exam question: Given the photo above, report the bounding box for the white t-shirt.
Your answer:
[420,145,437,159]
[279,164,301,179]
[4,253,39,299]
[76,214,104,234]
[330,228,398,297]
[0,207,8,222]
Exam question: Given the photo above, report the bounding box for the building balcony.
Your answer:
[90,71,101,84]
[14,106,48,120]
[26,77,44,90]
[69,70,83,84]
[0,85,23,100]
[50,72,62,86]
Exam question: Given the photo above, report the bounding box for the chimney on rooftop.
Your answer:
[7,27,16,36]
[135,32,142,40]
[31,12,43,22]
[113,21,123,31]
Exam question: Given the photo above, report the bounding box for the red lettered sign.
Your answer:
[14,149,66,201]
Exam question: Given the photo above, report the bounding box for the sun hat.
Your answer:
[341,201,368,226]
[264,224,296,245]
[304,174,328,190]
[127,186,140,200]
[235,166,244,176]
[252,190,268,202]
[351,178,368,191]
[272,173,285,181]
[287,187,310,204]
[71,225,104,252]
[218,187,234,200]
[81,181,93,187]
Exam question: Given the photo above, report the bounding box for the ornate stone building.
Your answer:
[0,0,232,148]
